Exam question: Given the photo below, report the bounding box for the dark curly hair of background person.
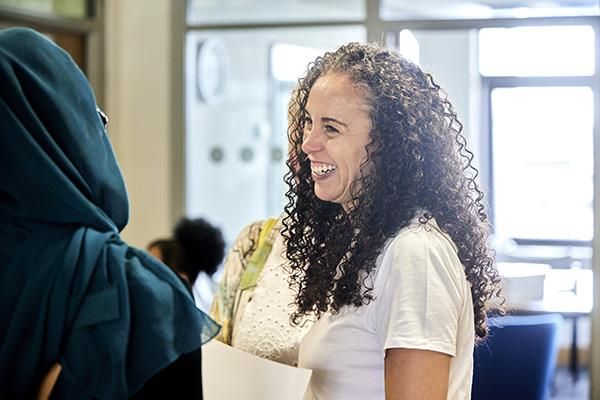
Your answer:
[175,218,225,279]
[282,42,502,339]
[149,218,225,283]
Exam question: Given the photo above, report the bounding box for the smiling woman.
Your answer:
[283,42,502,400]
[301,72,373,210]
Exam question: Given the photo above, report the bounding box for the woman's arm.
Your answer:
[37,363,62,400]
[384,348,450,400]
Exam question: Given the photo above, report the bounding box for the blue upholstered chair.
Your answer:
[472,314,563,400]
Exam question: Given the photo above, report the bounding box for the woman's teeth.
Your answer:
[312,163,337,176]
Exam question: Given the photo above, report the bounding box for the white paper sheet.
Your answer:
[202,340,312,400]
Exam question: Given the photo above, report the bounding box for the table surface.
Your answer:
[506,268,593,317]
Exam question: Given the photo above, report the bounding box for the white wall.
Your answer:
[104,0,181,247]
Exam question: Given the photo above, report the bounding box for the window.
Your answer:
[480,25,595,267]
[479,26,595,77]
[491,86,593,242]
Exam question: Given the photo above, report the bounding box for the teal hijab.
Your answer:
[0,28,218,399]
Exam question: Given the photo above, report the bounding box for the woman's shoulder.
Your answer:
[239,217,282,237]
[386,214,459,258]
[237,219,266,239]
[232,219,264,244]
[376,215,468,296]
[226,217,282,262]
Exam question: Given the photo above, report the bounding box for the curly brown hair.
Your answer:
[282,42,501,339]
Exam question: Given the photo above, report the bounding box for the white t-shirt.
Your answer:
[298,218,474,400]
[192,271,216,313]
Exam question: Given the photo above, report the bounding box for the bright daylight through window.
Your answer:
[480,25,595,248]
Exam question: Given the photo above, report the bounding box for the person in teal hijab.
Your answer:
[0,27,219,399]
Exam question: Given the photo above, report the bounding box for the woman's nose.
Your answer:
[301,128,324,154]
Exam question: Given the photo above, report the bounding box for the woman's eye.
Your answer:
[323,125,339,135]
[303,117,313,130]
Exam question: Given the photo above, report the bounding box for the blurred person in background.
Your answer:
[148,217,226,312]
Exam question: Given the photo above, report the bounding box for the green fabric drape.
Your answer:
[0,28,219,399]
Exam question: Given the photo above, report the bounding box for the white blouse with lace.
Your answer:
[230,230,311,366]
